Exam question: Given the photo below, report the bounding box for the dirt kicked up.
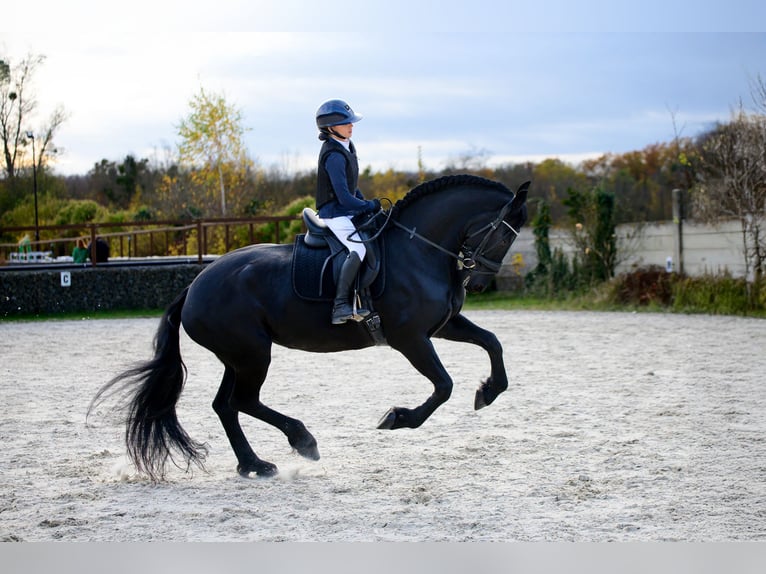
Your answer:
[1,310,764,541]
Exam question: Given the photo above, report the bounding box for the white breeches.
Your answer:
[323,216,366,260]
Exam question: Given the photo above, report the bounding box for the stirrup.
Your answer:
[331,302,355,325]
[352,293,370,321]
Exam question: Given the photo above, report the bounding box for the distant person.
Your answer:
[18,235,32,258]
[72,238,89,263]
[89,237,110,263]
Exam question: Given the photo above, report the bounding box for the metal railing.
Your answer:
[0,215,303,266]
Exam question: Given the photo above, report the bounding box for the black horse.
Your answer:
[91,174,529,480]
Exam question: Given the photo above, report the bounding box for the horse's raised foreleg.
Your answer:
[377,337,453,430]
[433,313,508,410]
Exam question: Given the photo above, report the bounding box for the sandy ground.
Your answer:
[1,310,765,542]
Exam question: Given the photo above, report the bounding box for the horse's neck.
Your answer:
[396,190,490,244]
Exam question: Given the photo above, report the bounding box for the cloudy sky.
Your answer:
[2,1,765,176]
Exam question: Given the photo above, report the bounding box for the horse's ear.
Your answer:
[512,181,531,207]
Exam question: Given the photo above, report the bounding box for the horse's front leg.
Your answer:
[433,313,508,410]
[377,336,453,430]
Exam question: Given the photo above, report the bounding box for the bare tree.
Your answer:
[30,105,68,172]
[751,73,766,115]
[0,53,68,180]
[693,106,766,284]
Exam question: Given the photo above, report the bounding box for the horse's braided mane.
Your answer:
[390,174,512,217]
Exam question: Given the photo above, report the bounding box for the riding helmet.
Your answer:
[316,99,363,129]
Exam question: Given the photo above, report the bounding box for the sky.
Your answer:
[2,1,766,177]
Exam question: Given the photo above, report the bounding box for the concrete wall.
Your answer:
[0,264,205,317]
[614,219,748,278]
[496,218,758,288]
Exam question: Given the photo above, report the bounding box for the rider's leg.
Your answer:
[324,216,370,324]
[331,252,369,324]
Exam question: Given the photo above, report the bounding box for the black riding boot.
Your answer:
[331,252,370,325]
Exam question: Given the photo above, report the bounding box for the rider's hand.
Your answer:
[367,199,381,212]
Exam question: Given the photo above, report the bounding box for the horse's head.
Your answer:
[462,181,529,294]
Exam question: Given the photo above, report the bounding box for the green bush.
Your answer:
[606,267,765,315]
[671,273,755,315]
[54,199,104,225]
[253,195,313,245]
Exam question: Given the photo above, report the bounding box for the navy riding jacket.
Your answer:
[316,138,375,218]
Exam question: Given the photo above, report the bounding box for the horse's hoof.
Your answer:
[474,387,489,410]
[377,408,397,429]
[289,432,320,461]
[294,442,320,461]
[475,381,505,410]
[238,461,278,478]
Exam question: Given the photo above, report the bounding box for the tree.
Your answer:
[0,53,68,180]
[443,145,492,175]
[83,155,153,209]
[364,168,413,204]
[563,186,618,283]
[533,201,553,275]
[524,198,585,296]
[531,158,589,223]
[693,108,766,285]
[580,142,696,223]
[176,86,254,216]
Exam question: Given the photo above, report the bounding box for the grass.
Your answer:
[464,284,638,313]
[1,308,164,322]
[464,291,592,311]
[465,291,766,317]
[464,274,766,318]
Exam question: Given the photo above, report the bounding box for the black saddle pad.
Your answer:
[292,235,338,301]
[291,234,385,302]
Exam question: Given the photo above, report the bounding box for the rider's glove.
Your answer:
[367,199,381,212]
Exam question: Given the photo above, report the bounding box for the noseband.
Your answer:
[391,197,520,275]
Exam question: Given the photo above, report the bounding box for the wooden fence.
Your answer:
[0,215,302,265]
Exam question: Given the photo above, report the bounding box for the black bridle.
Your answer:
[461,199,522,274]
[389,197,521,276]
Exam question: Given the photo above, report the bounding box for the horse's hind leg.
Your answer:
[219,347,319,475]
[238,397,320,462]
[213,366,278,477]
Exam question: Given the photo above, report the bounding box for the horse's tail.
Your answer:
[88,287,207,480]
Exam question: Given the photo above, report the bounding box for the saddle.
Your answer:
[292,208,386,342]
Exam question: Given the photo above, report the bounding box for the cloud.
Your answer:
[3,24,764,176]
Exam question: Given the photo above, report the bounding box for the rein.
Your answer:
[390,218,469,262]
[390,197,520,274]
[345,195,521,276]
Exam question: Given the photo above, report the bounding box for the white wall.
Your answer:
[614,220,749,278]
[496,218,758,289]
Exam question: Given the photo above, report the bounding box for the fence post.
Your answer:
[672,188,684,275]
[196,219,203,264]
[89,224,97,266]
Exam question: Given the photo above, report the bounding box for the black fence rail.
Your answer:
[0,215,303,266]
